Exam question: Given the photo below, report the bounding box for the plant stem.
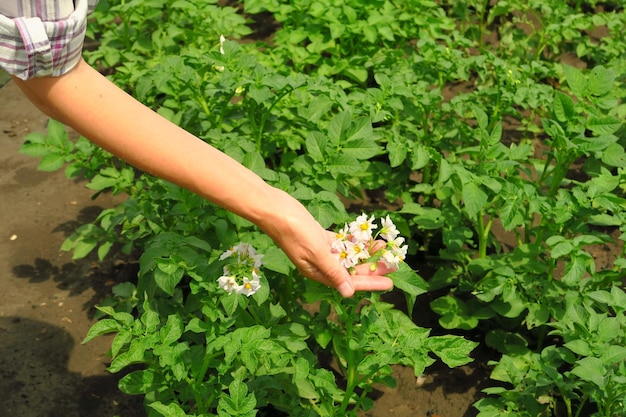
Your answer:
[573,392,589,417]
[255,87,293,152]
[477,214,493,258]
[338,302,360,415]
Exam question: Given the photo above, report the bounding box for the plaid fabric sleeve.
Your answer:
[0,0,98,80]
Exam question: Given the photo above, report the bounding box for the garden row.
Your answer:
[21,0,626,416]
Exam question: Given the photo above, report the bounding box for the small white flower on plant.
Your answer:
[216,242,264,297]
[237,275,261,296]
[217,275,241,294]
[219,34,226,54]
[332,239,360,269]
[335,225,349,240]
[347,239,370,264]
[214,34,227,71]
[379,215,400,241]
[349,213,377,242]
[380,235,408,269]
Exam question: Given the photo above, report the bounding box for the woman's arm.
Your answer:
[12,59,394,296]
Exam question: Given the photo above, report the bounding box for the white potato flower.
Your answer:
[237,276,261,297]
[217,275,241,294]
[216,243,264,296]
[349,213,377,242]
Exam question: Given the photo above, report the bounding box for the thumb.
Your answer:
[336,280,355,298]
[316,254,355,297]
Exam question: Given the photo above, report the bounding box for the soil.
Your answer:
[0,79,489,417]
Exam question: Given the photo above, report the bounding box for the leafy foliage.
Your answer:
[18,0,626,416]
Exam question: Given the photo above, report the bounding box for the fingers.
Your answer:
[314,236,396,297]
[352,260,397,276]
[332,262,395,297]
[307,252,356,297]
[298,255,395,297]
[351,275,394,292]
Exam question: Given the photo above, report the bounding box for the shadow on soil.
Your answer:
[0,317,144,417]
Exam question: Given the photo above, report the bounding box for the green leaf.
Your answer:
[550,241,573,259]
[154,260,185,295]
[499,195,523,230]
[564,339,591,356]
[389,264,428,314]
[430,295,479,330]
[46,119,69,147]
[343,66,368,83]
[586,115,621,135]
[472,104,488,130]
[462,181,488,218]
[561,256,587,286]
[218,378,257,417]
[160,314,184,345]
[148,401,187,417]
[327,111,352,144]
[400,203,443,229]
[97,241,114,261]
[247,85,273,104]
[563,64,587,98]
[328,154,360,175]
[600,345,626,365]
[426,335,478,367]
[260,246,292,275]
[111,331,132,358]
[305,131,327,162]
[611,286,626,310]
[118,369,158,395]
[307,200,336,228]
[410,143,430,170]
[570,357,606,388]
[553,91,575,122]
[141,302,161,331]
[345,116,373,142]
[489,121,502,145]
[587,213,623,226]
[109,339,150,373]
[82,319,122,344]
[38,153,66,171]
[486,329,528,354]
[389,264,428,297]
[342,137,380,160]
[221,293,243,316]
[588,65,614,96]
[19,141,50,157]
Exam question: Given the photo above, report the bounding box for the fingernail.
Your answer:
[337,282,354,297]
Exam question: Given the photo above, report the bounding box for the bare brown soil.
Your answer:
[0,80,488,417]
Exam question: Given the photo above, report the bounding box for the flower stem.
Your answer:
[338,302,360,415]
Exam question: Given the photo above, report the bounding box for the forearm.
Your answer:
[12,59,283,231]
[12,59,395,297]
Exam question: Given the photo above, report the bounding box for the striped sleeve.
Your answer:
[0,0,98,80]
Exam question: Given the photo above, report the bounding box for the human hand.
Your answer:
[256,189,394,297]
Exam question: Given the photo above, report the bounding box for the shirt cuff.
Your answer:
[0,0,92,80]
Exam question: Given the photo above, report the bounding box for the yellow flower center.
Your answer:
[360,223,369,231]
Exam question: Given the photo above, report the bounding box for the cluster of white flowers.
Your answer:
[332,214,408,272]
[217,243,264,297]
